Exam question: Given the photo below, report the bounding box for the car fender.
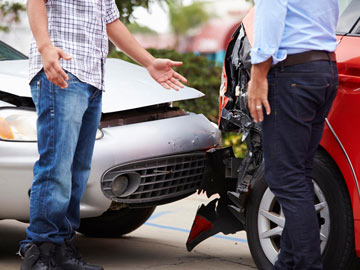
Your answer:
[321,121,360,257]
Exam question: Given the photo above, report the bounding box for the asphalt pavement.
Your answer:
[0,194,257,270]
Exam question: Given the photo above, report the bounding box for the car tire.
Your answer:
[245,150,360,270]
[78,206,156,237]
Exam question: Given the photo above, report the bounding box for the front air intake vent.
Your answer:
[101,152,207,205]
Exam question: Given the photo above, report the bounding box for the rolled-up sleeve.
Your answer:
[251,0,288,65]
[105,0,120,24]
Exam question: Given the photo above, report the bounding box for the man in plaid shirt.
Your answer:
[20,0,187,269]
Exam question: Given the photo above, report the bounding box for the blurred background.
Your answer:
[0,0,254,156]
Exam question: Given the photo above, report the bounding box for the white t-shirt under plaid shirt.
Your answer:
[29,0,120,91]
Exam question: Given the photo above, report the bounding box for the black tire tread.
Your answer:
[77,207,156,238]
[315,149,360,270]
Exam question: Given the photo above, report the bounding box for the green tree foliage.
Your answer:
[115,0,150,23]
[116,0,210,29]
[115,0,169,23]
[0,0,166,31]
[168,0,210,36]
[0,0,25,32]
[223,132,247,158]
[126,22,157,34]
[168,0,210,48]
[117,0,210,49]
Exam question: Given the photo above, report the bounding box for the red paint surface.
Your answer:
[187,215,213,244]
[320,35,360,257]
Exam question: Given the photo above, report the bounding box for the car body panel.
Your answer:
[320,35,360,256]
[0,58,205,113]
[0,112,220,220]
[0,60,29,97]
[0,44,222,221]
[242,7,254,47]
[0,100,14,107]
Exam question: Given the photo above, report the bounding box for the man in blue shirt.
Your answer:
[248,0,339,269]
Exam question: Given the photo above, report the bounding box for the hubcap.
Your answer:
[257,181,330,264]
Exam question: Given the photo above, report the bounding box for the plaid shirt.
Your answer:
[29,0,120,91]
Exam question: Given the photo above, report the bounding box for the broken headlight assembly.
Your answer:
[0,108,103,142]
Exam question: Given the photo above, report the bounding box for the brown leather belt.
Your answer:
[273,50,336,68]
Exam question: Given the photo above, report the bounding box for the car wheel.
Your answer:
[78,206,156,237]
[246,150,360,270]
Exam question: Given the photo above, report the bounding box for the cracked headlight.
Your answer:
[0,108,103,142]
[0,108,37,141]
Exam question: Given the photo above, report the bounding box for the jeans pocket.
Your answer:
[291,83,330,90]
[65,71,81,85]
[290,82,330,122]
[30,79,42,111]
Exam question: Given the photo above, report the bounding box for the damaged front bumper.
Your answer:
[185,138,263,251]
[186,22,264,251]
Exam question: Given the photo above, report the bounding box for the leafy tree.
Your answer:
[0,0,168,32]
[0,0,25,32]
[126,21,157,34]
[168,0,210,49]
[115,0,169,23]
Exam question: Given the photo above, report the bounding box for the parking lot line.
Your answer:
[144,222,248,243]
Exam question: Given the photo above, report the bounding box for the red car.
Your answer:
[186,1,360,269]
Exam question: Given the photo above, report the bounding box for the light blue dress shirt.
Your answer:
[251,0,339,65]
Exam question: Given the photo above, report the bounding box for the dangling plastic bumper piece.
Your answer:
[186,197,244,251]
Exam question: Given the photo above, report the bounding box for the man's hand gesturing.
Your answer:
[146,59,188,91]
[40,45,72,89]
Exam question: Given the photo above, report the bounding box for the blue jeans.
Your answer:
[262,60,338,270]
[20,70,102,251]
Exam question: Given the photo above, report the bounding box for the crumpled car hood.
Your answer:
[0,58,204,113]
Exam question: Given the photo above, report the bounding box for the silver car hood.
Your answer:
[0,59,204,113]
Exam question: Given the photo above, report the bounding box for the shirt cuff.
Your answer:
[250,47,287,65]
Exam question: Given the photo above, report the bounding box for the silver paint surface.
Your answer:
[0,58,221,220]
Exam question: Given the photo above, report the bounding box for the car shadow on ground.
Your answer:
[0,219,256,270]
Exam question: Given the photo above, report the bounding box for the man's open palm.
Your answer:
[146,59,187,91]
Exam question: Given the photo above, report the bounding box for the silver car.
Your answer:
[0,41,221,237]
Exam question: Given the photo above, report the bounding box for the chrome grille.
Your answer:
[101,152,207,204]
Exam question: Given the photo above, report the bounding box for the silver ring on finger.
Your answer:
[256,105,262,110]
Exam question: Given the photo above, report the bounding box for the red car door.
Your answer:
[320,1,360,256]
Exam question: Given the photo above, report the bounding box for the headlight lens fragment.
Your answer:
[0,109,37,141]
[0,108,103,141]
[95,128,103,140]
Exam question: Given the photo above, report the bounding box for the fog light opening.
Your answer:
[112,175,129,197]
[110,172,141,198]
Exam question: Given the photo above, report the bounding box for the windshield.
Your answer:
[0,41,27,61]
[339,0,354,14]
[337,0,360,34]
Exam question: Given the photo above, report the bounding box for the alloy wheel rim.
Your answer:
[257,181,330,264]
